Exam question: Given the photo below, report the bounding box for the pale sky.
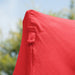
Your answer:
[0,0,71,40]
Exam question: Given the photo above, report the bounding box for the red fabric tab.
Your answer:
[27,32,36,43]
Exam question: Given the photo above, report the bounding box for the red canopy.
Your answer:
[13,10,75,75]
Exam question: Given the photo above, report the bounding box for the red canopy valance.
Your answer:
[13,10,75,75]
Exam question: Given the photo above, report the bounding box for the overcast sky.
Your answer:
[0,0,71,40]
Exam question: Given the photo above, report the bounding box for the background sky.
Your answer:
[0,0,71,40]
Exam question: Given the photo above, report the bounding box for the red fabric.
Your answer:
[13,10,75,75]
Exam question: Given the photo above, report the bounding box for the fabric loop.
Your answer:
[27,32,36,44]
